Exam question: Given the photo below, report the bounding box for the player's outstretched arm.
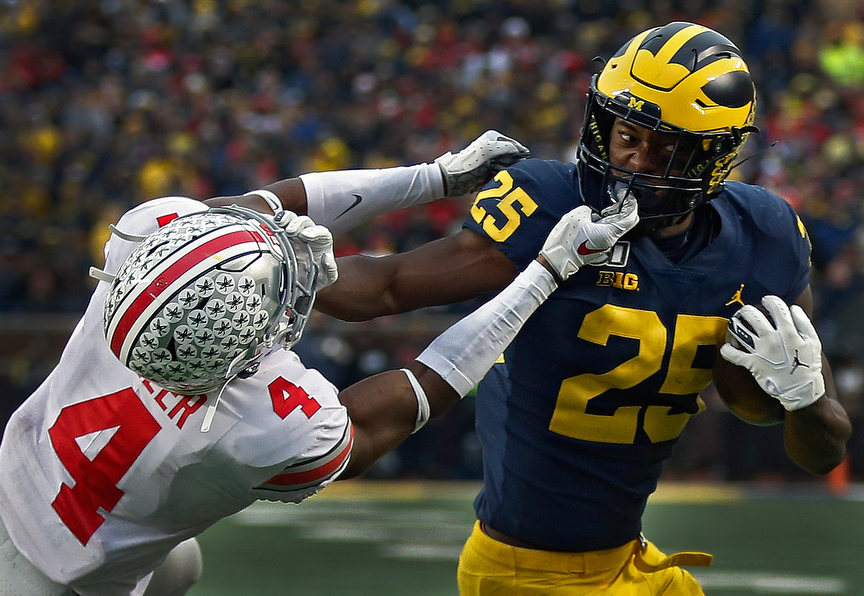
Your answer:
[315,228,518,320]
[203,132,528,321]
[314,182,644,321]
[338,196,639,478]
[203,130,529,232]
[721,293,852,475]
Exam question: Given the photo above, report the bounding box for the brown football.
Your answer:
[713,326,785,426]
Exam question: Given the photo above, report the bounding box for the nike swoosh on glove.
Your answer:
[720,295,825,411]
[539,194,639,281]
[434,130,530,197]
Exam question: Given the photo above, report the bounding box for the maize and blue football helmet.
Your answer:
[576,21,758,231]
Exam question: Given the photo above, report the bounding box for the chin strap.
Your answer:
[200,377,233,433]
[107,223,149,242]
[200,349,248,432]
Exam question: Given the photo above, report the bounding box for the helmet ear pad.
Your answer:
[103,207,317,395]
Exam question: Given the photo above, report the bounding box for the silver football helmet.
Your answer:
[102,206,318,394]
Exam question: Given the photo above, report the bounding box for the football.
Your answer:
[713,329,785,426]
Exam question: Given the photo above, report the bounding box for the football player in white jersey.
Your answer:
[1,132,637,595]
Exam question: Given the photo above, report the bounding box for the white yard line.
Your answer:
[694,571,846,594]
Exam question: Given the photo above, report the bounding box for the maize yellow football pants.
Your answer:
[458,521,710,595]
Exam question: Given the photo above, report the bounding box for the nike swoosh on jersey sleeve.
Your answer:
[252,424,353,503]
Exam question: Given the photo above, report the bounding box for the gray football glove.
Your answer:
[434,130,530,197]
[539,194,639,281]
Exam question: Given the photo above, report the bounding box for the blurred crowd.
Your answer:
[3,0,864,482]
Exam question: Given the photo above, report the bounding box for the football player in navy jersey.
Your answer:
[236,22,851,595]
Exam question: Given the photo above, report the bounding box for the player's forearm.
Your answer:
[203,178,309,214]
[315,254,403,321]
[300,165,443,234]
[784,353,851,474]
[316,231,518,322]
[416,260,557,396]
[205,164,444,233]
[784,393,851,475]
[337,369,434,479]
[337,363,464,480]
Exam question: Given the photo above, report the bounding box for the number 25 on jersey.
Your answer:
[550,305,726,445]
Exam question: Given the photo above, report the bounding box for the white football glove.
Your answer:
[272,210,338,292]
[434,130,530,197]
[272,209,311,235]
[720,295,825,411]
[539,194,639,281]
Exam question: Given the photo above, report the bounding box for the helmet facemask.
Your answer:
[102,206,319,395]
[575,22,758,233]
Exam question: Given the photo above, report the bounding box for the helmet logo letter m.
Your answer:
[627,96,645,111]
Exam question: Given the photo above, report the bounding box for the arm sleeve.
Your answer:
[301,164,444,234]
[416,260,557,396]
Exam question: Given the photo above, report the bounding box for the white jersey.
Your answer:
[0,198,351,595]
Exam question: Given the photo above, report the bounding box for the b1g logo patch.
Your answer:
[596,271,639,291]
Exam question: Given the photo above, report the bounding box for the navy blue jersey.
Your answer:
[463,159,811,551]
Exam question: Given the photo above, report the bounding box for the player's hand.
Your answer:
[721,295,825,411]
[273,210,338,292]
[273,209,312,235]
[434,130,530,197]
[539,194,639,281]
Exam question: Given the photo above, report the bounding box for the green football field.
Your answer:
[189,481,864,595]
